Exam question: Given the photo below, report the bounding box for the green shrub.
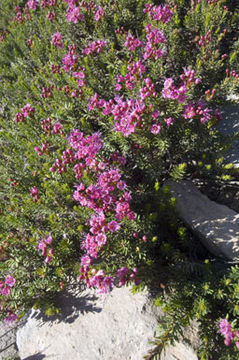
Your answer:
[0,0,238,358]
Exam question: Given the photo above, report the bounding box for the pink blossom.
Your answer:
[30,186,38,196]
[94,7,104,21]
[108,220,120,232]
[45,235,52,245]
[124,34,143,51]
[5,275,16,288]
[45,249,54,263]
[66,5,84,23]
[81,255,91,266]
[27,0,39,10]
[165,117,174,126]
[51,32,63,48]
[1,286,10,297]
[144,3,173,23]
[4,311,18,324]
[21,104,35,117]
[37,240,47,256]
[15,112,25,123]
[150,124,161,134]
[83,40,107,56]
[47,10,56,21]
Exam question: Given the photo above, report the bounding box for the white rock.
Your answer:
[17,286,199,360]
[161,342,198,360]
[17,286,163,360]
[166,180,239,262]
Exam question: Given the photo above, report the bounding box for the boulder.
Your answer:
[0,321,19,359]
[16,286,199,360]
[166,180,239,262]
[217,103,239,167]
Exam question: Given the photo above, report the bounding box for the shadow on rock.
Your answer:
[32,290,102,324]
[23,353,46,360]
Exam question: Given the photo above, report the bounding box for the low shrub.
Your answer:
[0,0,238,358]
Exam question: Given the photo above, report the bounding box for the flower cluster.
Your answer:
[0,275,16,297]
[110,97,145,137]
[62,44,78,72]
[218,319,239,349]
[143,24,166,60]
[162,78,187,104]
[94,6,104,21]
[144,3,173,23]
[27,0,39,11]
[115,61,146,91]
[57,130,138,293]
[51,32,63,48]
[124,34,143,52]
[82,40,107,56]
[41,0,58,8]
[65,3,84,24]
[41,118,63,136]
[30,186,40,202]
[4,311,18,324]
[180,67,201,87]
[117,267,140,286]
[34,142,49,156]
[226,69,239,80]
[41,86,52,98]
[15,104,35,122]
[13,6,25,23]
[197,30,212,47]
[183,100,212,124]
[37,235,54,263]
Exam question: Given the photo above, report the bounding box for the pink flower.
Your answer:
[37,241,47,256]
[30,186,38,196]
[1,286,10,297]
[27,0,39,10]
[51,32,63,48]
[124,34,142,51]
[45,235,52,245]
[108,221,120,232]
[164,78,173,89]
[94,7,104,21]
[219,319,231,335]
[66,5,84,23]
[45,249,54,264]
[15,112,25,123]
[81,255,91,266]
[224,333,233,346]
[21,103,35,117]
[82,40,107,56]
[4,311,18,324]
[95,233,107,246]
[47,10,56,21]
[5,275,16,288]
[165,117,174,126]
[150,124,161,134]
[26,39,32,47]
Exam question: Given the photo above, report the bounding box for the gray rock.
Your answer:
[17,286,199,360]
[0,321,19,359]
[217,103,239,167]
[166,180,239,262]
[161,342,198,360]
